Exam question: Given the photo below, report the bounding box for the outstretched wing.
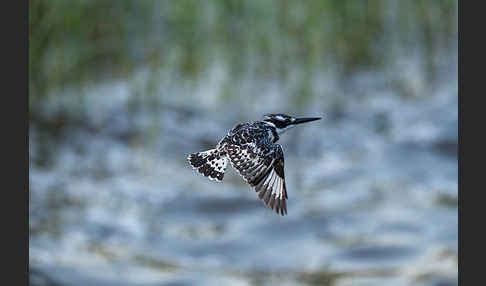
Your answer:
[226,143,288,215]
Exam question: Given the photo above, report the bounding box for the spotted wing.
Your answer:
[227,143,288,215]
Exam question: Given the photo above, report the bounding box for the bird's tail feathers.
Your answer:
[187,149,228,182]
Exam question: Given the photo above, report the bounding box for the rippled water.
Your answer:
[29,54,457,285]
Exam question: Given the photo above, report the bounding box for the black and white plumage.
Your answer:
[187,113,321,216]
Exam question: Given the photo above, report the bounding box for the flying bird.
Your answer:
[187,114,321,216]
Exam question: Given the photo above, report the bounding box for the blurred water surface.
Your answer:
[29,1,457,286]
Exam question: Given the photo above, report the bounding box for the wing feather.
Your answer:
[227,143,288,216]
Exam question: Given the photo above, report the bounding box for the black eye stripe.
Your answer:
[270,119,288,128]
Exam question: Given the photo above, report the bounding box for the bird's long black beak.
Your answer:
[293,117,322,125]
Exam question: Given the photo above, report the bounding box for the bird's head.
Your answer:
[263,113,321,134]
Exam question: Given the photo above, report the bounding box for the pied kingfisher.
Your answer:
[187,113,321,216]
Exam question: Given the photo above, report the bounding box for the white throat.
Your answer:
[263,121,295,135]
[276,125,295,135]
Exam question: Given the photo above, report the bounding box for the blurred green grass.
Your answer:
[29,0,457,105]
